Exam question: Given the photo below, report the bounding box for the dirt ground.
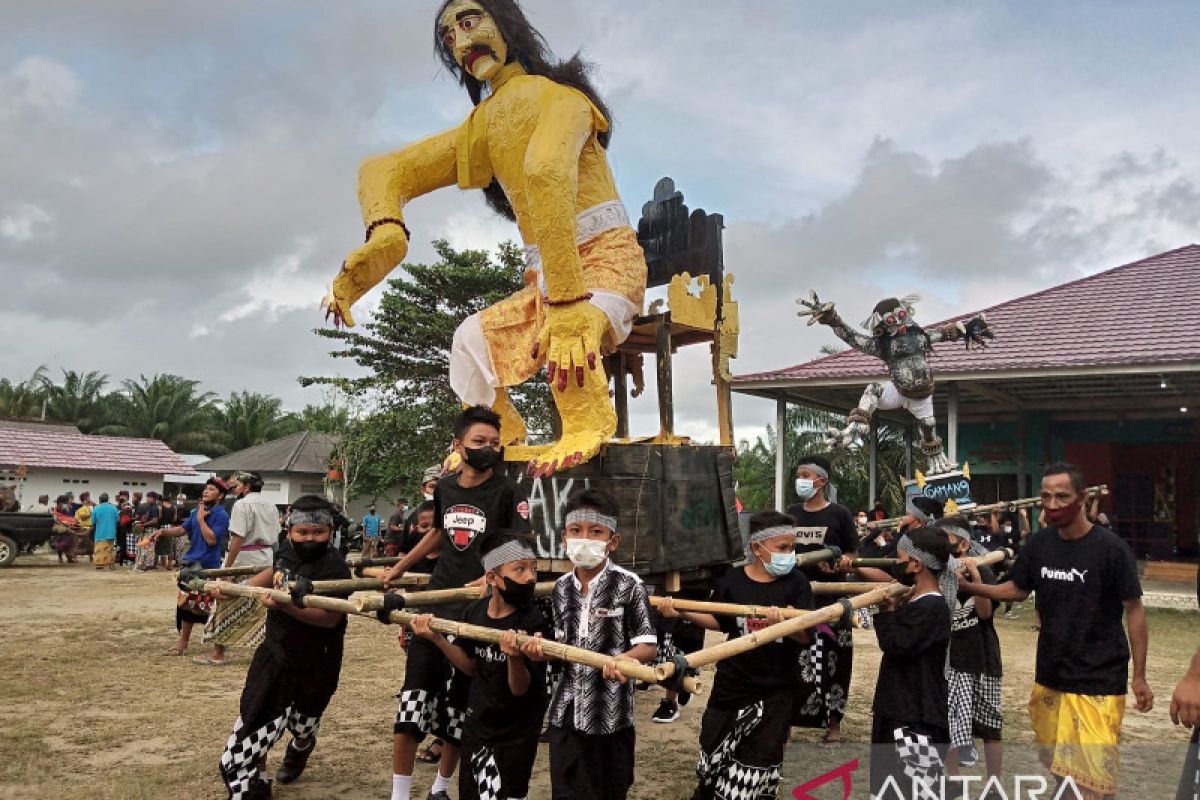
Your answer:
[0,553,1195,799]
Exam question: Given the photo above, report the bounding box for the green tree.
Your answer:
[0,366,48,419]
[216,391,294,451]
[99,374,225,455]
[734,405,916,515]
[41,369,111,433]
[302,240,553,498]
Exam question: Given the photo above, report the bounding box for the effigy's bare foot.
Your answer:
[491,388,528,447]
[527,430,610,478]
[527,368,616,478]
[926,451,953,475]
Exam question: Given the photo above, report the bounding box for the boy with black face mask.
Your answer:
[382,405,532,800]
[216,494,351,800]
[862,526,954,798]
[410,532,550,800]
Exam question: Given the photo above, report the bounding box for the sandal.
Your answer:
[161,646,187,656]
[193,655,228,666]
[416,738,444,763]
[820,731,843,746]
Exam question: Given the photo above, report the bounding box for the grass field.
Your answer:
[0,553,1195,799]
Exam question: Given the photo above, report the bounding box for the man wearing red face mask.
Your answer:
[958,462,1152,800]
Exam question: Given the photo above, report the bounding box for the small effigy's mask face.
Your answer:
[876,305,913,336]
[439,0,508,82]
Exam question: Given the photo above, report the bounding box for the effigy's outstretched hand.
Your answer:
[796,290,836,326]
[962,314,994,350]
[532,301,608,393]
[323,224,410,328]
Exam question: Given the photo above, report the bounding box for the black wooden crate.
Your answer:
[507,443,741,576]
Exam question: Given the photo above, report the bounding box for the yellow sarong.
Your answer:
[1028,683,1125,796]
[93,539,115,567]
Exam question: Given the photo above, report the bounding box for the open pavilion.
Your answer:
[731,244,1200,560]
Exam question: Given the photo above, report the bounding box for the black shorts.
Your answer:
[459,734,540,800]
[394,634,471,744]
[548,722,635,800]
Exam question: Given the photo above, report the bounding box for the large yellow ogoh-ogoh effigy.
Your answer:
[324,0,646,476]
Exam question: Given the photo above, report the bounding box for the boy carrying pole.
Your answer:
[522,488,658,800]
[859,526,955,798]
[658,510,814,800]
[409,532,550,800]
[215,494,352,800]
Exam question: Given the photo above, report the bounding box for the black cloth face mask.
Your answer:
[464,445,503,472]
[292,540,329,563]
[497,576,536,606]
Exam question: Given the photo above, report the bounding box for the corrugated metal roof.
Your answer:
[196,431,339,474]
[0,428,198,474]
[734,244,1200,385]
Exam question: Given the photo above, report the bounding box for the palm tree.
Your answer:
[41,369,111,433]
[98,374,225,455]
[0,366,49,419]
[217,391,292,451]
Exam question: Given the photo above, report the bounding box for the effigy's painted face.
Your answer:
[439,0,509,82]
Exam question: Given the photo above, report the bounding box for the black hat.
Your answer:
[908,495,945,522]
[794,454,833,475]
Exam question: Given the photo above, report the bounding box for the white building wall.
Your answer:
[0,467,163,508]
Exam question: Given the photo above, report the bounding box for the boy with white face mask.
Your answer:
[659,510,813,799]
[525,488,656,800]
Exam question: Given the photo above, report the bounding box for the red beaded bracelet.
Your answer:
[365,217,410,243]
[544,292,594,307]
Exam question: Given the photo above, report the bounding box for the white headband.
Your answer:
[289,509,334,527]
[482,539,537,572]
[746,525,796,558]
[565,509,617,533]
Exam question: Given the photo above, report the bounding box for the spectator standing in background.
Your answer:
[202,472,279,666]
[26,495,50,514]
[90,493,119,570]
[362,503,382,559]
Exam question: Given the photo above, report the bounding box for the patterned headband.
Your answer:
[565,509,618,533]
[797,461,836,501]
[482,539,537,572]
[289,509,334,527]
[746,524,796,558]
[906,497,933,523]
[897,534,962,612]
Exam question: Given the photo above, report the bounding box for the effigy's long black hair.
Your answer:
[434,0,612,221]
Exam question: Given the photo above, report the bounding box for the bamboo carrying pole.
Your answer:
[679,583,911,670]
[205,581,697,693]
[868,485,1108,530]
[175,559,427,582]
[350,582,557,610]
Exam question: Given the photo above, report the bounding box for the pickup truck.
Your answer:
[0,512,55,567]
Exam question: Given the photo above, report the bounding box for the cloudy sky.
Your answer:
[3,1,1199,444]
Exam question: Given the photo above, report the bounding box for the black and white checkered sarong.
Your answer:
[947,669,1003,750]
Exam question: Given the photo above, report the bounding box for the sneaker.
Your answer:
[427,792,451,800]
[276,738,314,784]
[959,745,979,767]
[651,698,680,723]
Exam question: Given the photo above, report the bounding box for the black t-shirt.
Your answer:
[430,473,531,610]
[874,594,950,731]
[1009,525,1141,695]
[785,502,858,582]
[386,511,407,544]
[950,565,1001,677]
[457,598,551,744]
[973,526,1004,552]
[267,539,352,663]
[709,567,813,709]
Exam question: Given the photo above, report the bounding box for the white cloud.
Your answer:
[1,56,80,110]
[0,203,51,242]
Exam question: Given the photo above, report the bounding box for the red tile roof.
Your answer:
[734,244,1200,384]
[0,427,198,475]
